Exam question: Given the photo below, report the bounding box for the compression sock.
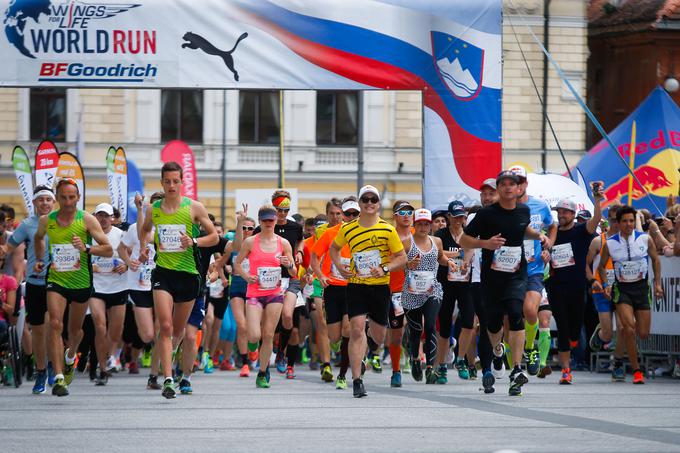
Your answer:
[286,344,299,367]
[525,320,538,350]
[339,336,350,377]
[241,353,249,365]
[504,342,513,368]
[389,345,401,372]
[247,342,259,353]
[538,328,551,367]
[279,328,292,354]
[367,335,379,355]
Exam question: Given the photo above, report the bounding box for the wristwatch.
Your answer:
[382,265,389,275]
[192,237,198,247]
[85,244,91,254]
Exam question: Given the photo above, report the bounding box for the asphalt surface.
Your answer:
[2,366,680,453]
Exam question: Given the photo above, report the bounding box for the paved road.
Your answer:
[2,367,679,453]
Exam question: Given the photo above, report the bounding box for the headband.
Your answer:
[33,189,56,201]
[273,196,291,209]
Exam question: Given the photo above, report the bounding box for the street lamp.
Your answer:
[664,76,679,93]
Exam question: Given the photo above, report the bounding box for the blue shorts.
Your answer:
[187,295,206,328]
[592,292,612,313]
[229,276,247,300]
[527,273,544,294]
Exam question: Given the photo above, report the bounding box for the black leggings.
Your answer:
[546,282,586,352]
[122,303,145,349]
[405,297,440,367]
[471,283,493,373]
[439,282,474,338]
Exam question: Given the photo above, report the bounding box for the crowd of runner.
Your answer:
[1,161,679,398]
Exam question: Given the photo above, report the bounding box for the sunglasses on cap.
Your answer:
[395,210,413,217]
[360,196,379,204]
[56,178,78,188]
[242,226,255,231]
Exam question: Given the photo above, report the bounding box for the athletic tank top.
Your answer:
[593,233,614,293]
[153,197,199,274]
[402,236,443,310]
[46,210,92,289]
[229,250,248,291]
[246,234,283,298]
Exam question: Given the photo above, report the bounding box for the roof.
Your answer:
[589,0,680,30]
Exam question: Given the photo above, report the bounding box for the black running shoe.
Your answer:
[147,375,162,390]
[411,358,423,382]
[353,378,367,398]
[509,367,528,396]
[161,378,176,399]
[482,371,495,394]
[95,370,108,386]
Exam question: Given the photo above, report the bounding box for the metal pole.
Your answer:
[278,90,285,188]
[357,90,364,193]
[220,90,227,224]
[540,0,551,172]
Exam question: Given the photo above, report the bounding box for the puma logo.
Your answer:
[181,32,248,81]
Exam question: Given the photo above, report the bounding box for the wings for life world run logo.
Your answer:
[3,0,157,82]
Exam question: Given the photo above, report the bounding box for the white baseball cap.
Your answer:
[341,200,360,213]
[94,203,114,216]
[358,185,380,200]
[414,208,432,223]
[508,165,528,180]
[553,199,577,212]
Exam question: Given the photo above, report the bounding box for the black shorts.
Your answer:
[613,280,651,311]
[25,282,47,326]
[346,283,390,327]
[323,285,348,325]
[92,291,128,309]
[46,281,92,304]
[293,305,307,329]
[151,266,200,303]
[129,290,153,309]
[208,296,229,320]
[388,292,405,329]
[481,275,527,333]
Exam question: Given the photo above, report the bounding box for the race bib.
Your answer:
[605,269,616,287]
[523,240,535,263]
[95,257,115,274]
[408,271,435,294]
[391,292,404,316]
[157,224,186,252]
[51,244,81,272]
[550,243,575,269]
[615,260,647,283]
[280,277,290,292]
[447,258,470,282]
[491,246,522,273]
[138,264,152,289]
[331,257,351,280]
[241,258,250,274]
[353,249,381,277]
[258,267,282,290]
[209,279,224,298]
[302,283,314,298]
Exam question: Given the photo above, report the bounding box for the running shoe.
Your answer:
[559,368,572,385]
[162,378,176,399]
[352,378,367,398]
[47,362,55,386]
[508,367,528,396]
[321,364,334,383]
[33,370,47,394]
[286,365,296,379]
[147,375,161,390]
[275,352,287,374]
[63,349,76,385]
[129,361,140,375]
[309,360,319,371]
[239,364,250,377]
[95,370,109,386]
[141,350,152,368]
[492,343,506,379]
[402,356,411,374]
[455,359,470,380]
[469,366,478,380]
[425,366,437,384]
[24,354,35,381]
[612,365,625,382]
[301,346,311,365]
[526,348,539,376]
[589,324,604,352]
[369,354,382,373]
[106,355,118,374]
[436,365,448,385]
[633,369,645,385]
[255,372,270,388]
[482,371,495,394]
[411,358,423,382]
[220,359,236,371]
[248,350,259,363]
[199,351,209,371]
[390,371,402,388]
[51,377,68,397]
[265,367,271,383]
[537,366,552,378]
[179,378,193,394]
[204,358,214,374]
[336,375,347,390]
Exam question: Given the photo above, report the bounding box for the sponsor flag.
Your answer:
[126,159,144,225]
[113,147,128,221]
[34,140,59,189]
[11,145,33,213]
[106,146,116,206]
[575,86,680,214]
[160,140,198,200]
[56,152,86,210]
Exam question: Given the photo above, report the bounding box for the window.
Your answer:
[30,88,66,141]
[239,91,280,144]
[161,89,203,143]
[316,91,358,145]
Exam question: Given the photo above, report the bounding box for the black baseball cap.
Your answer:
[577,209,592,220]
[496,170,519,185]
[447,200,466,217]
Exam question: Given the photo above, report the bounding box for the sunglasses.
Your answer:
[242,226,255,231]
[343,210,359,218]
[360,196,379,204]
[276,208,290,213]
[395,210,413,217]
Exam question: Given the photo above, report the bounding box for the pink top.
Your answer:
[246,234,283,298]
[0,274,18,321]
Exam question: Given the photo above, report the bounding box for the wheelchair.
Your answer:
[0,322,22,388]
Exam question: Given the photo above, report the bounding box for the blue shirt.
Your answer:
[8,215,49,286]
[525,197,553,277]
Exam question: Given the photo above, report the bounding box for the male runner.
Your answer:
[34,178,113,396]
[138,162,217,399]
[330,185,407,398]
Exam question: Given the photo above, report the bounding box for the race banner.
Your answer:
[0,0,502,207]
[161,140,198,200]
[113,147,128,221]
[34,140,59,189]
[105,146,116,207]
[126,159,144,225]
[651,256,680,336]
[56,152,85,210]
[11,145,34,213]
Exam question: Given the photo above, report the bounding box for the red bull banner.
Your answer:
[56,152,85,210]
[160,140,198,201]
[34,140,59,189]
[575,87,680,214]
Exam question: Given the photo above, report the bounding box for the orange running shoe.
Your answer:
[559,368,572,385]
[633,370,645,384]
[239,364,250,377]
[220,360,236,371]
